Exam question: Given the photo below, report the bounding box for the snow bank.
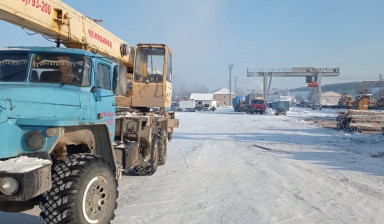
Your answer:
[0,156,51,173]
[287,107,345,118]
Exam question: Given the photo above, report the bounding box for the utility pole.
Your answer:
[228,64,233,106]
[234,77,238,95]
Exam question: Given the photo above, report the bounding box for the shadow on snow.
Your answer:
[173,129,384,177]
[0,211,40,224]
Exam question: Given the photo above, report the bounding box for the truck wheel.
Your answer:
[158,130,168,166]
[40,154,118,224]
[149,134,160,175]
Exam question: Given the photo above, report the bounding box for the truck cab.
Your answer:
[232,96,246,112]
[247,98,266,114]
[0,47,118,213]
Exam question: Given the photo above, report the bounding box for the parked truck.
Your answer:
[232,96,245,112]
[0,1,178,224]
[179,100,196,112]
[245,93,266,114]
[195,100,216,111]
[337,94,354,109]
[272,100,290,115]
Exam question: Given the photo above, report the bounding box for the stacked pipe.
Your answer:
[337,110,384,134]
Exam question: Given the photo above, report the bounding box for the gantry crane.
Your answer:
[247,67,340,109]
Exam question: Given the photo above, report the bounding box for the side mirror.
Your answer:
[91,86,97,93]
[91,86,101,101]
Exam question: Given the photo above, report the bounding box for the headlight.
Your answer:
[25,131,45,151]
[45,127,60,137]
[0,177,20,195]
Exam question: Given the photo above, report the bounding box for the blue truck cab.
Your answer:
[232,96,245,112]
[0,47,119,213]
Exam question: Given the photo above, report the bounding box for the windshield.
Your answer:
[252,100,264,104]
[134,47,165,83]
[30,54,92,87]
[0,53,29,82]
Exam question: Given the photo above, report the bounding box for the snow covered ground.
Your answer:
[113,107,384,224]
[2,107,384,223]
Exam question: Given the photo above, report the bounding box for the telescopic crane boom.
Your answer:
[0,0,173,108]
[0,0,134,67]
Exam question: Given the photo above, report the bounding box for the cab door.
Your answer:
[94,61,116,139]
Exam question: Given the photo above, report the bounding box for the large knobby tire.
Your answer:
[149,134,160,175]
[40,154,118,224]
[149,129,166,175]
[158,130,168,166]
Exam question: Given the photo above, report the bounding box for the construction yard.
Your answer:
[1,1,384,223]
[2,107,384,224]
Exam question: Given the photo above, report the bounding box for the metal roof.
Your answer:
[190,93,214,101]
[213,88,235,95]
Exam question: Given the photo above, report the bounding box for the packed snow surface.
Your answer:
[112,107,384,224]
[0,156,51,173]
[2,107,384,223]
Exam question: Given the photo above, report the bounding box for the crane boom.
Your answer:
[0,0,134,68]
[0,0,174,108]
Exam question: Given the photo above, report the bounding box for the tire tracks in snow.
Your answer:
[178,147,189,169]
[289,160,384,201]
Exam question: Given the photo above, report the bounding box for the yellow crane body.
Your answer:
[0,0,173,108]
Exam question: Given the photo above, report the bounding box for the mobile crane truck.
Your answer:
[0,1,179,223]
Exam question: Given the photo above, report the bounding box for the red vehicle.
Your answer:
[246,98,266,114]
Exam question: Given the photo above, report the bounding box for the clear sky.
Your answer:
[0,0,383,92]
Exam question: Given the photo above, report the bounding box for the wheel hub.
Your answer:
[83,176,110,223]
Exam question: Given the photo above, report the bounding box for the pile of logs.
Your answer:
[337,110,384,134]
[303,118,338,129]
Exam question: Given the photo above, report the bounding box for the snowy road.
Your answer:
[2,107,384,223]
[113,108,384,224]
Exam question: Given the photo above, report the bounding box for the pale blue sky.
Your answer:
[0,0,383,91]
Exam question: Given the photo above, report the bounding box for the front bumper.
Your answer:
[0,156,52,201]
